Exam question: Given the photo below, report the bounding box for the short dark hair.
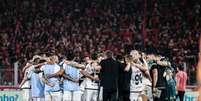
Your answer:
[91,53,98,60]
[116,55,123,61]
[105,50,113,58]
[45,51,56,57]
[66,50,75,61]
[178,65,184,71]
[33,58,40,65]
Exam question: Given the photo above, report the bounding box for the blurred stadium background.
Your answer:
[0,0,200,100]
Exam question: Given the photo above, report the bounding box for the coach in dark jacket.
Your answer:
[100,50,120,101]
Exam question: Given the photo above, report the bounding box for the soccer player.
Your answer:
[62,51,99,101]
[39,55,62,101]
[19,55,41,101]
[19,62,32,101]
[129,50,149,101]
[84,53,101,101]
[31,55,49,101]
[62,52,83,101]
[150,55,171,101]
[140,52,153,101]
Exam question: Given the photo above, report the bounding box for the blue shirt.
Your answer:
[31,72,45,97]
[63,63,80,91]
[41,64,61,92]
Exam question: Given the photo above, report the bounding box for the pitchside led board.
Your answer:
[178,91,199,101]
[0,90,199,101]
[0,90,22,101]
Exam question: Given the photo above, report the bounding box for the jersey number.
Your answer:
[134,73,142,85]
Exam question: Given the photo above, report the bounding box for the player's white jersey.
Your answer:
[130,65,144,92]
[85,63,99,89]
[143,60,152,86]
[142,75,152,86]
[21,66,34,88]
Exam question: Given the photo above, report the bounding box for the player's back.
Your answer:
[42,64,61,92]
[63,63,80,91]
[31,72,45,97]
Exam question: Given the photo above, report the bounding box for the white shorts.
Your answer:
[63,91,82,101]
[85,88,98,101]
[22,89,31,101]
[130,91,143,101]
[83,87,103,101]
[80,80,86,92]
[45,91,62,101]
[142,85,153,101]
[32,97,45,101]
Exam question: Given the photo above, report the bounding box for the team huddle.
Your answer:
[19,50,177,101]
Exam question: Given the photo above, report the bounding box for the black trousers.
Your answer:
[103,89,117,101]
[177,91,185,101]
[118,90,130,101]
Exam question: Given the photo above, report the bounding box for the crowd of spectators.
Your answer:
[0,0,200,85]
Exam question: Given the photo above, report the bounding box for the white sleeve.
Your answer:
[30,65,35,71]
[27,66,34,79]
[40,65,45,71]
[85,64,90,71]
[55,65,60,72]
[63,63,66,69]
[143,59,148,68]
[79,69,84,78]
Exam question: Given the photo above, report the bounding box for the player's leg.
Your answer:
[140,94,147,101]
[80,89,86,101]
[80,80,86,101]
[130,92,140,101]
[32,97,44,101]
[73,91,82,101]
[146,86,153,101]
[85,89,93,101]
[140,87,148,101]
[23,89,31,101]
[44,92,52,101]
[98,87,103,101]
[63,91,72,101]
[39,97,45,101]
[32,97,37,101]
[22,89,28,101]
[52,92,62,101]
[91,90,98,101]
